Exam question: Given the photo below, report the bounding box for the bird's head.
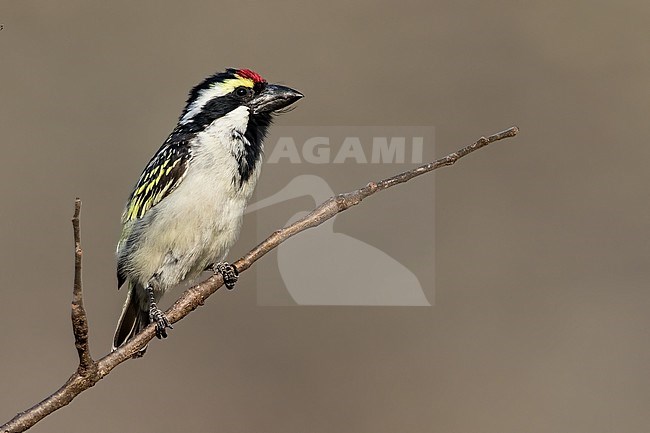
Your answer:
[179,68,303,127]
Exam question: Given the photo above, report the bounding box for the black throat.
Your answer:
[238,112,271,186]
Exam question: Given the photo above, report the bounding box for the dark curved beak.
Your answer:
[249,84,303,114]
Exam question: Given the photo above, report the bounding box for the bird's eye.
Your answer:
[235,87,250,98]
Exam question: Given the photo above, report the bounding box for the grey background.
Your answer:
[1,1,649,432]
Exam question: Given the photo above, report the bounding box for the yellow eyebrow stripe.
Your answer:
[215,76,254,94]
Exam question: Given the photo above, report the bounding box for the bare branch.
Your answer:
[233,126,520,275]
[0,126,518,433]
[71,198,94,372]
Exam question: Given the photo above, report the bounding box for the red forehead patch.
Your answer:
[237,69,266,84]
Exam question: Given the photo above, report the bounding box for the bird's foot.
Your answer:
[211,262,239,290]
[149,304,173,339]
[145,279,173,339]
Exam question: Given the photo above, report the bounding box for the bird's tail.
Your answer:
[113,281,150,355]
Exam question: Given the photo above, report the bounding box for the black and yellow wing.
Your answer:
[122,141,191,224]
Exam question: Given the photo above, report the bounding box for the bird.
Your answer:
[113,68,303,353]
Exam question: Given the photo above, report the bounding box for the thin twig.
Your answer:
[0,126,518,433]
[71,199,94,372]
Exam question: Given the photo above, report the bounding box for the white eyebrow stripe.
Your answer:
[180,86,231,124]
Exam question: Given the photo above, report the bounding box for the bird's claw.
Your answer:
[149,305,172,339]
[212,262,239,290]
